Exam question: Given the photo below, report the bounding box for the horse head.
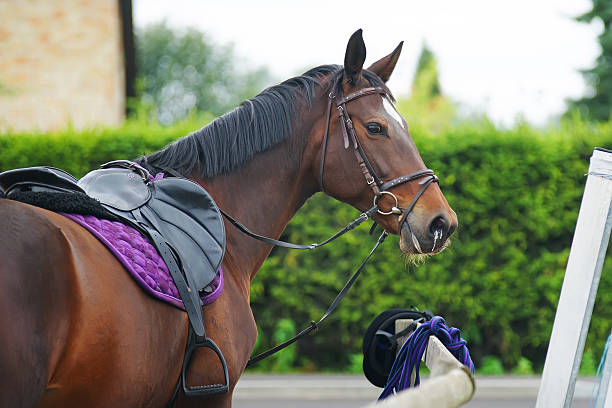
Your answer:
[314,30,457,255]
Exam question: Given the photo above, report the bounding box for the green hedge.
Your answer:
[2,118,612,373]
[252,119,612,372]
[0,117,209,177]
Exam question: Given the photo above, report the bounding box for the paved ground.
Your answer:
[233,374,596,407]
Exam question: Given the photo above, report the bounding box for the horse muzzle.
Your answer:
[399,211,457,255]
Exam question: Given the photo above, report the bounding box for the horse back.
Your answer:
[0,199,75,407]
[0,199,187,407]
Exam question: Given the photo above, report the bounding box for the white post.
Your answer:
[536,148,612,407]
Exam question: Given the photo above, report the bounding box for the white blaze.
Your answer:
[382,96,405,129]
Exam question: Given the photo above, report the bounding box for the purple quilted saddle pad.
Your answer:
[60,213,223,309]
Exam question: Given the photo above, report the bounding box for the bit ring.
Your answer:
[374,191,401,216]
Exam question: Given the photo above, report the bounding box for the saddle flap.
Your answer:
[79,165,225,293]
[0,166,84,194]
[146,178,226,290]
[78,168,151,211]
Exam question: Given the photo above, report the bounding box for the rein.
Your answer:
[229,87,440,366]
[148,85,440,368]
[246,230,388,367]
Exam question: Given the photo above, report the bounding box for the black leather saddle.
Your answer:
[1,161,225,336]
[78,161,226,334]
[0,161,229,396]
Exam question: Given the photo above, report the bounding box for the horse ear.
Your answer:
[366,41,403,83]
[344,29,366,85]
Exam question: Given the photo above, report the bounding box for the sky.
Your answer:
[133,0,602,126]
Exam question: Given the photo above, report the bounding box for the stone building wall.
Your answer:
[0,0,126,131]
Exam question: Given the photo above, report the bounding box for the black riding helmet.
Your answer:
[361,308,433,387]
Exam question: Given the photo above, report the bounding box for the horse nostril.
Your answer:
[429,216,448,237]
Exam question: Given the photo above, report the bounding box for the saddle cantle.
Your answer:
[0,166,85,194]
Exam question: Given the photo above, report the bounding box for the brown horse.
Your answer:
[0,30,457,407]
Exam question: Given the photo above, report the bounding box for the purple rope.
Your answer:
[378,316,475,400]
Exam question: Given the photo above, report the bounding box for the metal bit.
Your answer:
[411,232,423,254]
[431,229,442,251]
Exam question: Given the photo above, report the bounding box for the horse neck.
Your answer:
[200,115,321,287]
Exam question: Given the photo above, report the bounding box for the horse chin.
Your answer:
[399,226,450,262]
[399,239,429,265]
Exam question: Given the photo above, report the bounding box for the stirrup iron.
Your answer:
[181,336,229,396]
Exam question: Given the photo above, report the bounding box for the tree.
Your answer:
[396,44,455,133]
[135,22,273,124]
[413,44,441,99]
[568,0,612,121]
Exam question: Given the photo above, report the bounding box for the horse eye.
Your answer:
[366,122,386,136]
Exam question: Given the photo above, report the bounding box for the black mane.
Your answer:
[139,65,388,178]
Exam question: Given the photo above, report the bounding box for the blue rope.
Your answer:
[590,330,612,408]
[378,316,475,400]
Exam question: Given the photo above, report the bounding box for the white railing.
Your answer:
[537,148,612,408]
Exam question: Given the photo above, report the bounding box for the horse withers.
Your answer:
[0,30,456,407]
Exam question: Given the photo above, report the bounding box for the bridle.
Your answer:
[318,85,439,230]
[157,84,440,249]
[244,84,443,367]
